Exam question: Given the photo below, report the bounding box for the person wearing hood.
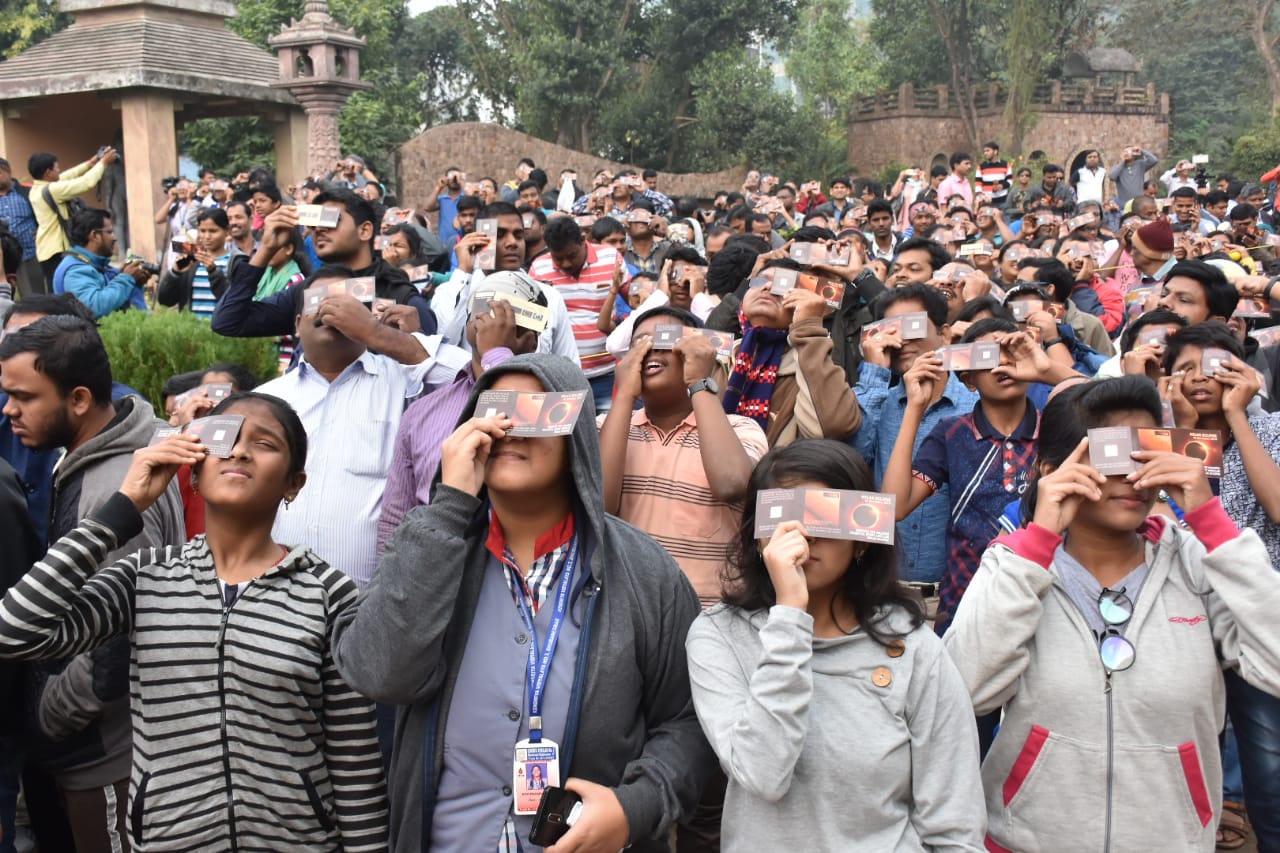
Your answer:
[0,315,184,853]
[333,352,716,852]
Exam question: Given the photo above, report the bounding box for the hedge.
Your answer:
[99,310,279,417]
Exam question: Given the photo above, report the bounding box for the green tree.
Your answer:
[0,0,69,58]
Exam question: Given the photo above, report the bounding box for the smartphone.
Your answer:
[529,787,583,846]
[96,145,110,158]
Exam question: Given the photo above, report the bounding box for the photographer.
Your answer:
[51,208,147,318]
[158,207,232,318]
[154,177,198,270]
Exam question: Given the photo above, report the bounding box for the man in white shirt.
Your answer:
[1161,160,1198,194]
[431,201,579,361]
[257,265,470,587]
[1074,150,1107,204]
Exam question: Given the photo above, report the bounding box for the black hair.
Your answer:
[210,391,308,478]
[528,168,548,190]
[1170,186,1198,200]
[707,239,765,296]
[384,224,427,264]
[1229,203,1258,222]
[162,369,204,400]
[590,216,626,241]
[996,239,1028,261]
[1043,163,1064,176]
[68,208,112,248]
[629,197,657,214]
[950,152,972,168]
[873,283,949,329]
[195,207,229,229]
[0,315,112,405]
[1022,376,1163,525]
[983,141,1000,151]
[642,168,658,180]
[517,204,548,226]
[544,215,584,252]
[665,245,707,266]
[673,197,699,219]
[1119,309,1187,355]
[252,183,283,204]
[1015,257,1074,303]
[829,176,852,188]
[930,165,949,178]
[5,293,96,324]
[456,194,483,214]
[518,157,536,169]
[0,224,21,279]
[632,304,703,329]
[312,188,375,228]
[202,363,260,391]
[954,295,1011,325]
[724,439,924,645]
[480,201,520,220]
[790,225,838,243]
[894,237,950,272]
[517,179,540,195]
[1203,190,1229,207]
[1162,260,1240,320]
[866,199,894,219]
[960,316,1018,343]
[1162,321,1245,375]
[225,200,251,218]
[28,152,57,180]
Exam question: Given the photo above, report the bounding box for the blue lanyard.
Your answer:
[509,535,579,743]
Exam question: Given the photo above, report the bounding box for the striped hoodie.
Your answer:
[0,492,388,852]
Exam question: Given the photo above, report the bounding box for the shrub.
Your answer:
[98,310,279,417]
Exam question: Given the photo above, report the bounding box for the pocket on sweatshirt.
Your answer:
[299,769,336,833]
[998,726,1107,841]
[131,771,151,847]
[1111,740,1216,841]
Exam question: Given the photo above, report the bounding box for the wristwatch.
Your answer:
[687,377,720,398]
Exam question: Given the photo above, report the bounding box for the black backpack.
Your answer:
[41,185,86,243]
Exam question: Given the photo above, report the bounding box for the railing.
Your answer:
[851,81,1168,118]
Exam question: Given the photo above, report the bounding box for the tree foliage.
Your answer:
[0,0,69,58]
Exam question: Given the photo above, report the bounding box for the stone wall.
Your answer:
[396,122,746,207]
[849,111,1171,176]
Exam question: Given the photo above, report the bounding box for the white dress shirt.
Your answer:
[257,334,470,587]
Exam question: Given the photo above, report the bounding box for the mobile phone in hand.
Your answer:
[529,786,583,846]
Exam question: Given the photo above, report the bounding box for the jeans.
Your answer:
[1226,668,1280,852]
[1222,719,1244,802]
[588,372,615,415]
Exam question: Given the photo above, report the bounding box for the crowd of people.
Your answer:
[0,138,1277,853]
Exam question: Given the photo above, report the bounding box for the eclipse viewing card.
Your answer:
[1087,426,1222,478]
[476,390,588,437]
[755,487,896,545]
[295,204,341,228]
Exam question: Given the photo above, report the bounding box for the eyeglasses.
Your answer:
[1097,587,1136,673]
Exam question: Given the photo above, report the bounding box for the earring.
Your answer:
[284,496,294,509]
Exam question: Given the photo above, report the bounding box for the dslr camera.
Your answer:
[160,176,181,192]
[1192,154,1210,190]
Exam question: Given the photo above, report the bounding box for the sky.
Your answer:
[408,0,450,14]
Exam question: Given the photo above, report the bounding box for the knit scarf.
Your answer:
[722,314,788,427]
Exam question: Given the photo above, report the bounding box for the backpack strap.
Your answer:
[41,185,73,242]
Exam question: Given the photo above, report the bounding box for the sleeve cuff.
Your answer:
[996,523,1063,569]
[479,347,513,372]
[92,492,146,543]
[1182,497,1240,553]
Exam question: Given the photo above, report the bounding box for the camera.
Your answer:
[137,261,161,278]
[161,176,180,192]
[1192,154,1210,190]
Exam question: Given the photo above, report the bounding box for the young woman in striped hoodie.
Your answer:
[0,392,388,851]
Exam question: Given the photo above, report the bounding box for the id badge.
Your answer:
[513,738,561,815]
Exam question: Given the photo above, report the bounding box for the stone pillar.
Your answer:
[303,100,343,177]
[273,108,310,186]
[120,91,176,263]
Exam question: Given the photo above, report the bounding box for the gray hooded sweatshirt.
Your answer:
[332,352,716,852]
[944,501,1280,853]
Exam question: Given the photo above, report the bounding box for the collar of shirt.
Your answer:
[487,508,576,612]
[969,398,1040,441]
[633,406,697,433]
[295,348,385,384]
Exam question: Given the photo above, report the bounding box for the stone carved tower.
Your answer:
[269,0,370,176]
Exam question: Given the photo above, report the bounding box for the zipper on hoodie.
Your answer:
[1103,673,1115,853]
[215,597,240,853]
[560,579,601,773]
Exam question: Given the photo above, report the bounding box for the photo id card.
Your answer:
[513,739,561,816]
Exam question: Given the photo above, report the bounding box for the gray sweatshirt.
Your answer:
[686,603,986,852]
[944,500,1280,853]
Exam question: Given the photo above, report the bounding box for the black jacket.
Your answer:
[0,457,40,736]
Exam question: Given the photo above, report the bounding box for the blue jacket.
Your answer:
[53,247,147,318]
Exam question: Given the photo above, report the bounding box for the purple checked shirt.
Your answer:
[376,347,515,554]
